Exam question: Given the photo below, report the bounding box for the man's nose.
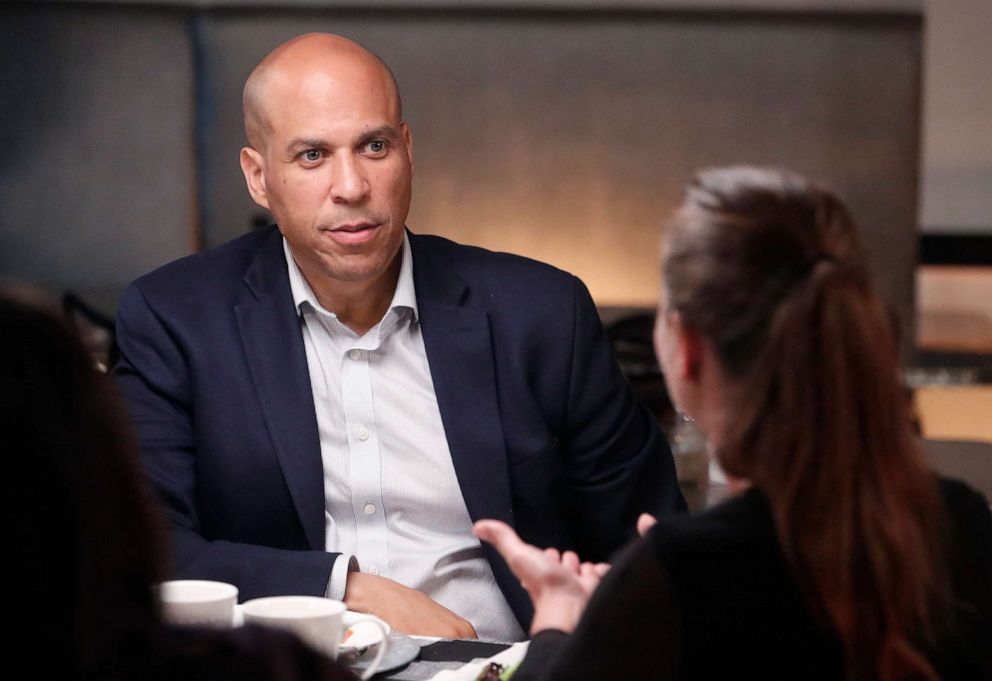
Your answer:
[330,153,370,204]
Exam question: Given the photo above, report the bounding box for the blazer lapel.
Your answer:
[235,229,326,551]
[411,235,514,528]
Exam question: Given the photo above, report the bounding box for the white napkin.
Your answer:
[428,641,530,680]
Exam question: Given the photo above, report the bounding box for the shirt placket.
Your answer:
[340,318,391,578]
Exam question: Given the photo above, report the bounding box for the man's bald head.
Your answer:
[243,33,402,150]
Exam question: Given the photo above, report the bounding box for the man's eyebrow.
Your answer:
[284,137,327,153]
[358,125,401,143]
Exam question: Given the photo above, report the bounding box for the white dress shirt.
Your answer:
[284,234,524,642]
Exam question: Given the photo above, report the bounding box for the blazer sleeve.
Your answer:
[114,283,338,600]
[559,276,685,562]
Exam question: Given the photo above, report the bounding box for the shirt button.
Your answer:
[356,424,369,441]
[363,503,376,515]
[348,349,362,361]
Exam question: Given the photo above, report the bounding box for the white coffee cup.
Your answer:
[241,596,388,679]
[158,580,238,628]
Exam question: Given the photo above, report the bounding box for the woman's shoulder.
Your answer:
[645,488,774,555]
[937,476,992,567]
[938,476,992,521]
[936,475,992,577]
[642,489,790,590]
[932,477,992,678]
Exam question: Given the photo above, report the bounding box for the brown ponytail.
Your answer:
[663,167,948,681]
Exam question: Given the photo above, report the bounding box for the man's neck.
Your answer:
[300,256,402,337]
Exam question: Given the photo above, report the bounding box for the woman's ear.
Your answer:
[670,312,704,384]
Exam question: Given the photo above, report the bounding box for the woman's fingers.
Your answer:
[476,520,602,590]
[637,512,658,537]
[562,550,580,572]
[474,520,527,560]
[475,520,553,586]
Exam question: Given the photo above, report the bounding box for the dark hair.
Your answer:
[4,291,166,676]
[662,167,947,680]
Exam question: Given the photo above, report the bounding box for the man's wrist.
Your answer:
[343,569,383,611]
[326,554,359,600]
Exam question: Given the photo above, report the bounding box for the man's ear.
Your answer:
[400,122,414,177]
[240,147,270,210]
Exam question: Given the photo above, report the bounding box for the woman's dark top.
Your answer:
[514,479,992,680]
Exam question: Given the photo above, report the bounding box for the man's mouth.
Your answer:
[323,221,381,246]
[333,222,377,233]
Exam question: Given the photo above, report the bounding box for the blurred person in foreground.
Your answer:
[476,167,992,680]
[6,291,356,680]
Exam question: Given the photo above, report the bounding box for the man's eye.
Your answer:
[302,149,321,162]
[365,139,386,154]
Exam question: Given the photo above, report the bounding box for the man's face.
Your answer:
[243,64,412,289]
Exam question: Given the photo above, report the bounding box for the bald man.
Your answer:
[115,33,684,641]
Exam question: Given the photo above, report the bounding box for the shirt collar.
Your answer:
[283,232,418,323]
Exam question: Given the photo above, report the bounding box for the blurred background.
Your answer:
[1,0,989,445]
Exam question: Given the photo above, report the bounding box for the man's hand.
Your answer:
[474,520,608,635]
[343,572,477,639]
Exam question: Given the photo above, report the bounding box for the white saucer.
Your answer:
[340,611,391,650]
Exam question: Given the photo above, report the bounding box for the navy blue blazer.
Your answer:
[115,226,684,628]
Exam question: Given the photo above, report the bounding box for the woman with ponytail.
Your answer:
[475,167,991,680]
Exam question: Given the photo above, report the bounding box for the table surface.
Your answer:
[916,385,992,443]
[369,637,524,680]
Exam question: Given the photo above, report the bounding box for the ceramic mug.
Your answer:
[158,580,238,628]
[241,596,388,679]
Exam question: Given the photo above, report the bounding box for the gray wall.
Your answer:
[920,0,992,233]
[201,10,921,322]
[0,5,194,310]
[0,2,924,350]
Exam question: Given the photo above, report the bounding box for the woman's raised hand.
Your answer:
[474,520,608,634]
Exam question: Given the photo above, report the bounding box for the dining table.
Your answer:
[347,635,528,680]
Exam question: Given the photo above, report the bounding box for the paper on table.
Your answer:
[428,641,529,681]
